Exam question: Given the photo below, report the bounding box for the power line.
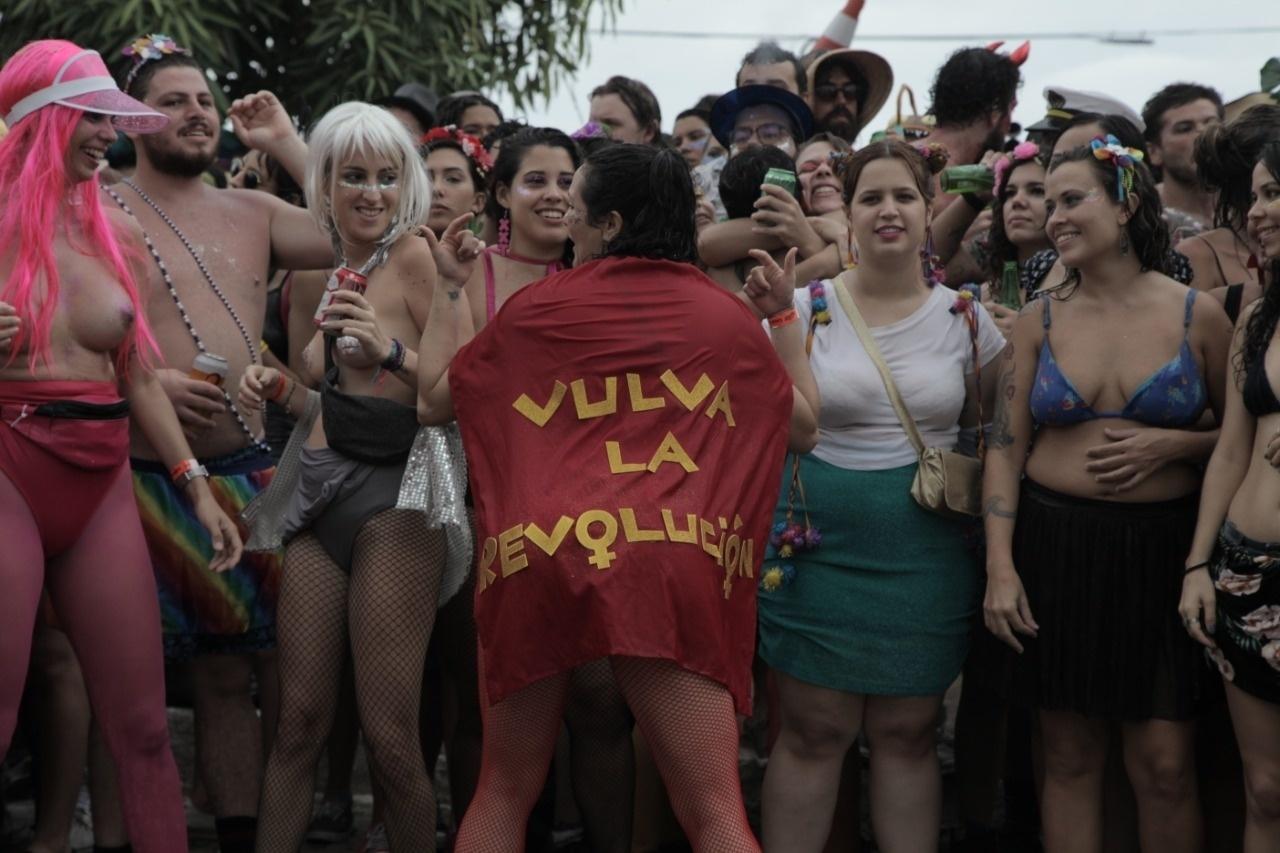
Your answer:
[607,24,1280,44]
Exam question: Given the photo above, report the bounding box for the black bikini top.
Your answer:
[1243,347,1280,418]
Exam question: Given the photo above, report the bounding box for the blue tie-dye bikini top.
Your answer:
[1030,289,1206,427]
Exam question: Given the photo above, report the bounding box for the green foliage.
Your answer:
[0,0,622,119]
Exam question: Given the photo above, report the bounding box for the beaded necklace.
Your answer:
[105,181,266,450]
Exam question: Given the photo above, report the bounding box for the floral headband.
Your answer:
[993,140,1041,198]
[912,142,950,174]
[1090,134,1144,202]
[122,34,189,90]
[420,125,495,179]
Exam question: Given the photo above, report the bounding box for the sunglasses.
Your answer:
[228,158,262,190]
[798,151,847,174]
[814,83,861,103]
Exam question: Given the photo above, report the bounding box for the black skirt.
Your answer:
[1010,480,1203,721]
[1207,521,1280,706]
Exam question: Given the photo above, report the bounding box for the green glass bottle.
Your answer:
[999,260,1021,309]
[939,164,994,195]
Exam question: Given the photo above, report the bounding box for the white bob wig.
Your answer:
[304,101,431,254]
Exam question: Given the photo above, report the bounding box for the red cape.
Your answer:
[451,256,791,713]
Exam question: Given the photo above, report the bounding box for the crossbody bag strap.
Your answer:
[831,277,927,457]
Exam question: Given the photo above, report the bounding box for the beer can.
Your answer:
[762,167,798,197]
[189,352,229,386]
[314,267,369,336]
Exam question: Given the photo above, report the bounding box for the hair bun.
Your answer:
[912,142,950,174]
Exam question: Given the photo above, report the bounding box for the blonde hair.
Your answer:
[305,101,431,256]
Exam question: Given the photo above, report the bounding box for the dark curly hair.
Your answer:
[1141,82,1223,148]
[986,151,1050,282]
[1236,142,1280,382]
[720,146,796,220]
[929,47,1020,128]
[839,138,945,206]
[1195,104,1280,231]
[580,144,697,263]
[435,91,503,129]
[1047,143,1172,287]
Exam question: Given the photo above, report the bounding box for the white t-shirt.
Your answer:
[795,281,1006,471]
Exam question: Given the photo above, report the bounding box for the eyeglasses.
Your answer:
[731,122,791,147]
[814,83,861,103]
[338,177,399,193]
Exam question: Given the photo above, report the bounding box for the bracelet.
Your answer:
[381,338,406,372]
[962,192,987,212]
[270,377,293,404]
[768,307,799,328]
[170,458,210,487]
[1184,560,1211,574]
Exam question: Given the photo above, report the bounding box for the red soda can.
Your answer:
[314,267,369,336]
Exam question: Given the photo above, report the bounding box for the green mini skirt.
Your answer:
[757,454,980,696]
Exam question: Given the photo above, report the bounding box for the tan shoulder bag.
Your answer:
[832,279,984,519]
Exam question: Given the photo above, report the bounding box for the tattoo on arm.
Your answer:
[446,289,460,301]
[983,496,1016,520]
[989,343,1016,449]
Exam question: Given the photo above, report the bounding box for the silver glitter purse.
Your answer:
[397,424,473,606]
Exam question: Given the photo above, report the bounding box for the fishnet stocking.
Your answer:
[565,659,635,852]
[349,509,444,852]
[455,673,571,853]
[255,534,349,853]
[611,657,759,853]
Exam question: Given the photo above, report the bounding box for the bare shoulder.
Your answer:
[1174,231,1213,264]
[217,185,285,221]
[103,205,145,243]
[389,234,436,287]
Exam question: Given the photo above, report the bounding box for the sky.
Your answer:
[492,0,1278,139]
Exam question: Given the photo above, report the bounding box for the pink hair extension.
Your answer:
[0,39,157,374]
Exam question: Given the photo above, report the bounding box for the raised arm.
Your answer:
[228,91,334,270]
[744,248,820,452]
[982,306,1042,652]
[417,216,482,425]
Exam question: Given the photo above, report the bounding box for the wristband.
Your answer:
[270,377,293,404]
[962,192,987,212]
[768,307,799,328]
[380,338,406,372]
[170,458,210,487]
[1184,560,1211,574]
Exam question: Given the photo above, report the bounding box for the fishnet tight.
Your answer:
[256,509,444,852]
[456,657,758,853]
[565,659,635,852]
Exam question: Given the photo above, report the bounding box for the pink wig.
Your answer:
[0,39,156,373]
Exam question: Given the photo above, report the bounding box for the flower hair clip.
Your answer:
[1090,134,1144,202]
[912,142,950,174]
[421,125,495,178]
[123,34,189,88]
[571,121,608,141]
[993,140,1040,199]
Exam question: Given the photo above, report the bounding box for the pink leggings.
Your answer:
[0,462,188,852]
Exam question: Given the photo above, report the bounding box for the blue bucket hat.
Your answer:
[710,85,814,149]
